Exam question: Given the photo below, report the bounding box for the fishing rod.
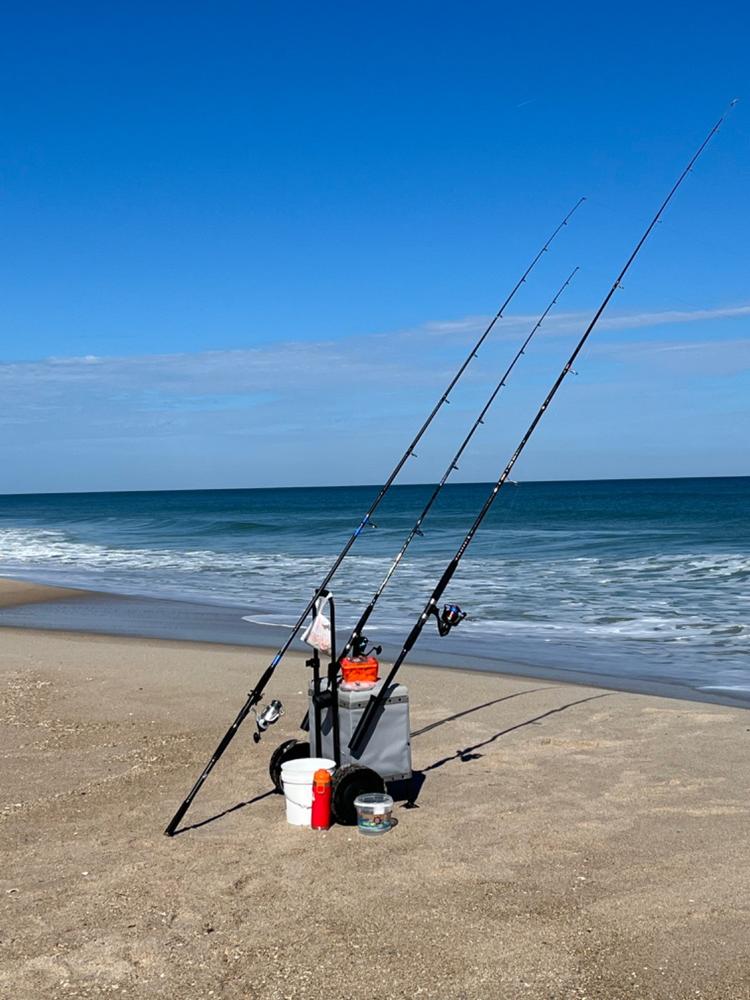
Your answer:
[337,266,579,667]
[349,104,735,757]
[164,198,584,835]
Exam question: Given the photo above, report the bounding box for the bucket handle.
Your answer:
[282,784,313,811]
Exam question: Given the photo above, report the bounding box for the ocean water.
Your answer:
[0,478,748,700]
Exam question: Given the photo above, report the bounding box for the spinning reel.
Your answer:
[430,603,467,637]
[252,698,284,743]
[350,635,383,658]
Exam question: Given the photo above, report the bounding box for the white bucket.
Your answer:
[280,757,336,827]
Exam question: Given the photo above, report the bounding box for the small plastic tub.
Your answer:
[353,792,394,836]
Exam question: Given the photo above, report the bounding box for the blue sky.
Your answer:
[1,2,748,493]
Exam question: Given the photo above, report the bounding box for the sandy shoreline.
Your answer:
[2,579,750,998]
[0,577,96,609]
[2,574,747,712]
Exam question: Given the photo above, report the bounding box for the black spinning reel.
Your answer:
[430,603,467,637]
[351,634,383,658]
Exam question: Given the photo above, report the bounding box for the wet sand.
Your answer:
[0,578,94,609]
[2,580,745,711]
[1,579,749,999]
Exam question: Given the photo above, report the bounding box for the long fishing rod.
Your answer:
[349,104,734,757]
[337,266,579,666]
[165,199,584,835]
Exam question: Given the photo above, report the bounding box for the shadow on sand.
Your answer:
[173,691,612,831]
[410,685,552,738]
[171,789,276,836]
[397,691,612,808]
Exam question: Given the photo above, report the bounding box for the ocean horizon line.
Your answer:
[2,472,748,500]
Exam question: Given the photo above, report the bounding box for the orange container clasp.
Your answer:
[340,655,380,685]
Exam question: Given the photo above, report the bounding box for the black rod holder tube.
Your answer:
[327,597,341,766]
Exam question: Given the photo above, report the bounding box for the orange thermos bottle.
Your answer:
[311,768,332,830]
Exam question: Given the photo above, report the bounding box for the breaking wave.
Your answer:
[0,527,746,653]
[1,478,747,691]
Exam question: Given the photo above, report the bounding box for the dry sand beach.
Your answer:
[1,578,749,999]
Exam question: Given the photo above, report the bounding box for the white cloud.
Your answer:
[1,301,748,433]
[416,303,750,340]
[590,336,750,376]
[2,299,749,491]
